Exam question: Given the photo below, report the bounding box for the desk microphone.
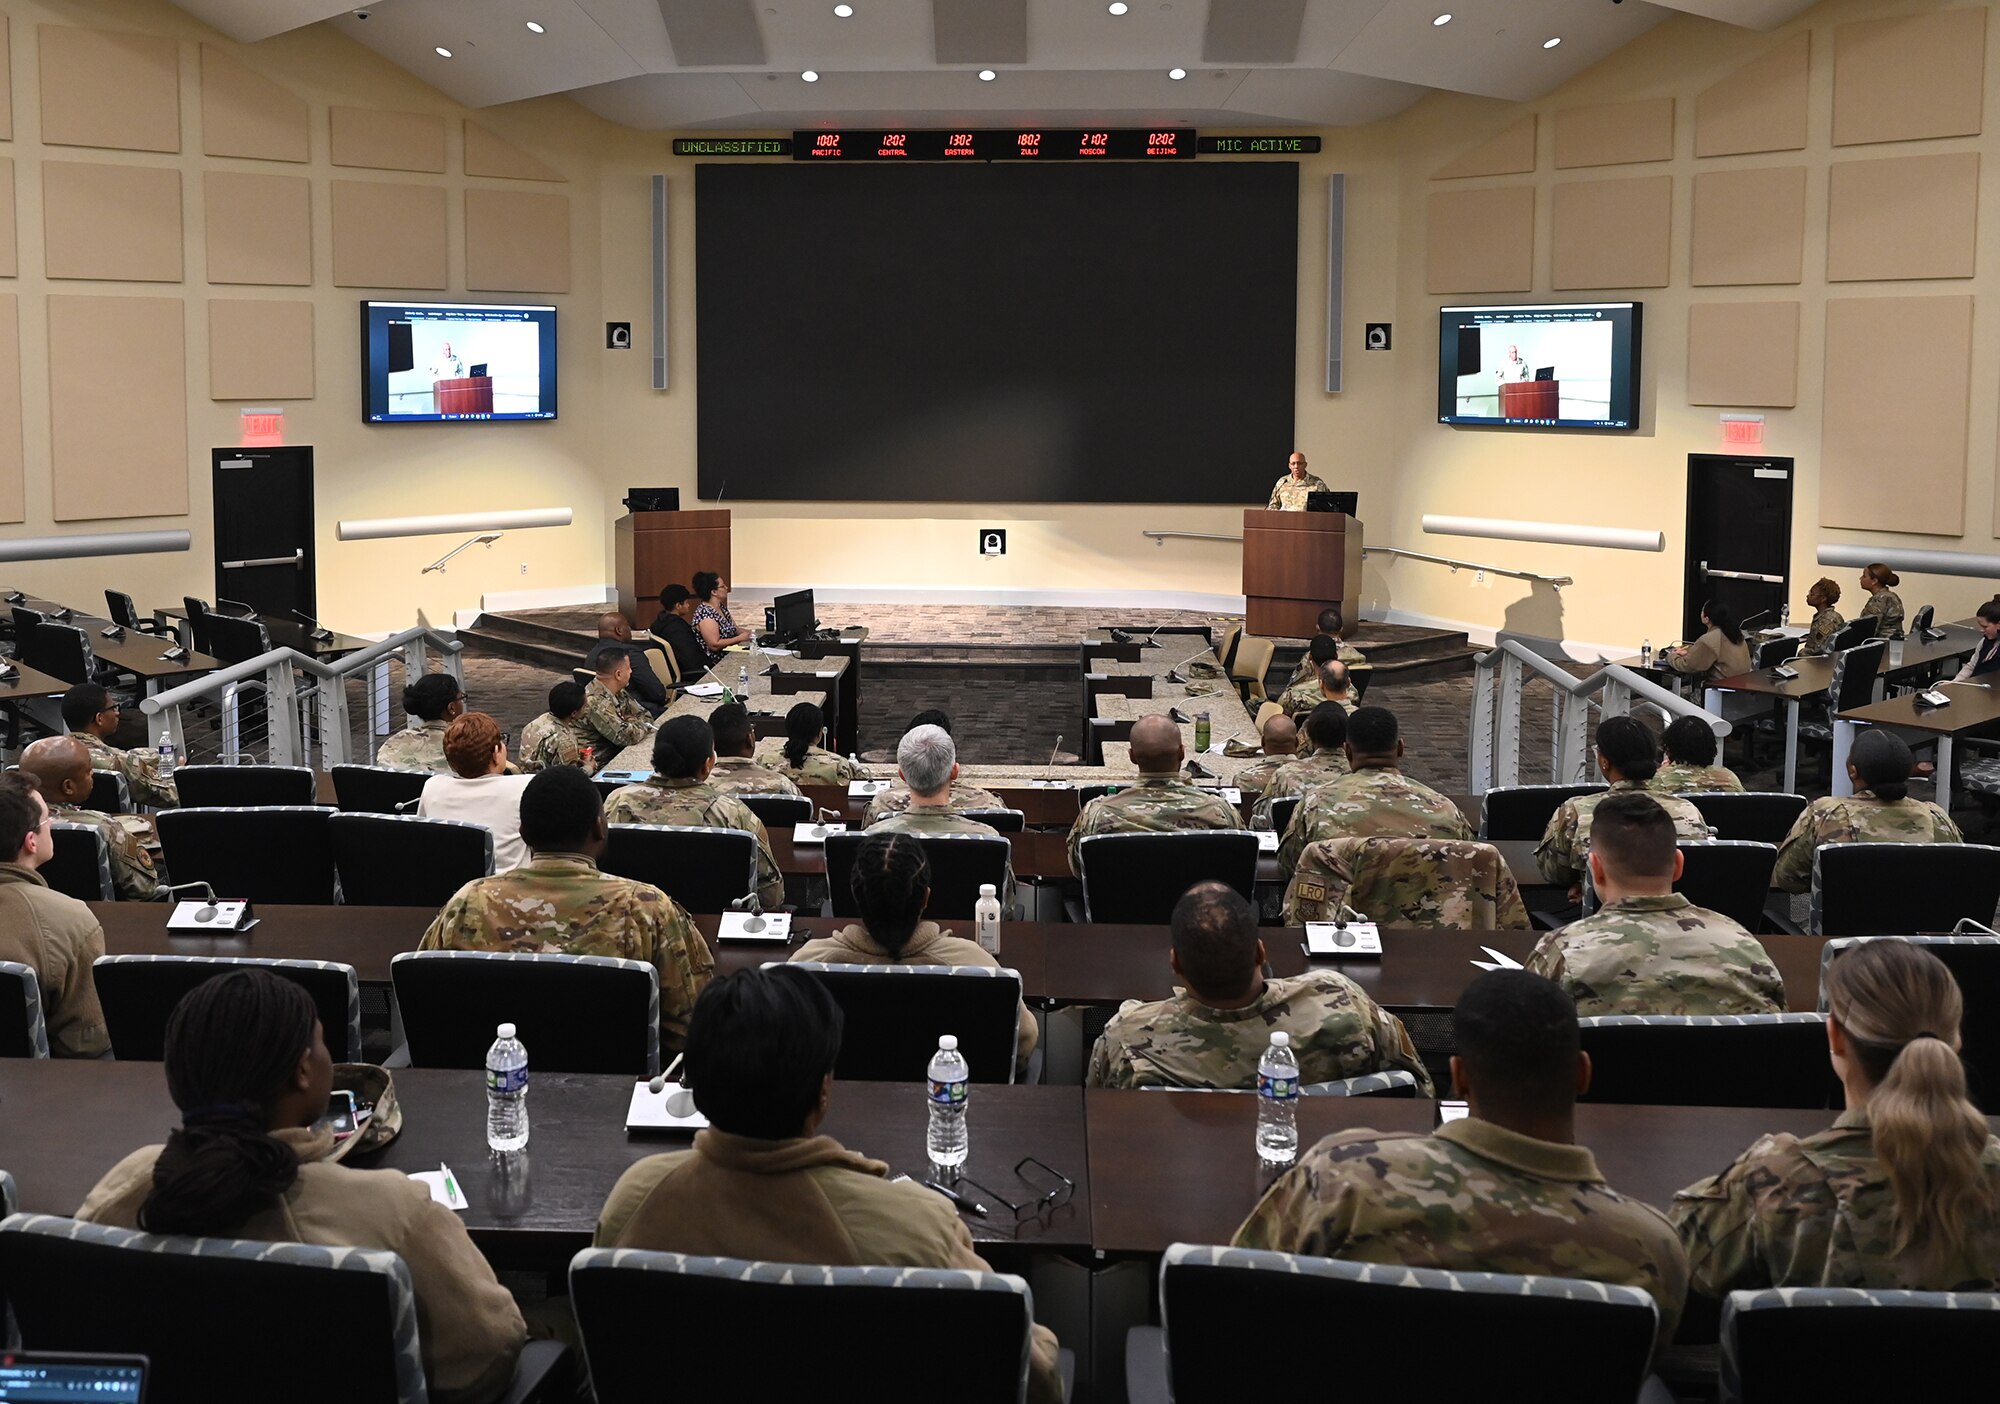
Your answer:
[289,607,336,643]
[3,590,23,605]
[1143,623,1166,648]
[1049,735,1064,767]
[1739,609,1773,632]
[160,881,219,922]
[714,478,728,505]
[49,606,74,622]
[729,892,767,935]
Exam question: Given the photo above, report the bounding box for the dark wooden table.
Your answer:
[1835,680,2000,811]
[0,1061,1089,1269]
[4,590,224,687]
[0,658,74,702]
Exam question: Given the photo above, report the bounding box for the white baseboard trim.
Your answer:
[477,584,616,616]
[1371,606,1627,663]
[736,583,1249,613]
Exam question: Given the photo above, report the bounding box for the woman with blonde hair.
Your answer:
[1672,939,2000,1308]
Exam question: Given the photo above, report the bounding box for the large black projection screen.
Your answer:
[694,161,1299,504]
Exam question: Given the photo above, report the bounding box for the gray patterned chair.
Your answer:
[1127,1245,1665,1404]
[782,961,1024,1084]
[41,824,113,904]
[0,963,48,1059]
[389,950,660,1075]
[171,764,317,808]
[1077,831,1260,924]
[1576,1013,1836,1108]
[1682,792,1810,847]
[154,806,339,905]
[827,830,1014,920]
[569,1249,1063,1404]
[1720,1287,2000,1403]
[1811,843,2000,937]
[1579,840,1777,930]
[1479,783,1607,840]
[84,769,129,815]
[1821,934,2000,1110]
[0,1214,572,1404]
[1134,1070,1422,1097]
[328,813,495,908]
[92,956,361,1063]
[736,792,812,827]
[329,764,428,815]
[601,823,758,913]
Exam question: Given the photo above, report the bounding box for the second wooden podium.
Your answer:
[615,509,730,621]
[1241,509,1362,638]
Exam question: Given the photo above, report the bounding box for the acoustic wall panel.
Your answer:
[1833,8,1986,146]
[0,296,19,524]
[464,189,570,293]
[1691,166,1805,286]
[330,107,446,173]
[0,161,13,278]
[1687,302,1799,407]
[204,172,311,286]
[331,181,447,289]
[208,299,313,401]
[1821,296,1971,536]
[1554,98,1675,169]
[0,18,12,143]
[1433,117,1537,180]
[1425,186,1533,294]
[1552,176,1671,290]
[38,25,179,153]
[1695,32,1809,157]
[464,122,565,182]
[48,295,188,521]
[1827,152,1979,282]
[200,44,309,163]
[42,163,182,282]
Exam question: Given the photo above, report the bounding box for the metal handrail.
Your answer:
[1366,546,1572,589]
[422,532,503,574]
[1469,639,1728,795]
[1143,530,1243,546]
[138,624,465,767]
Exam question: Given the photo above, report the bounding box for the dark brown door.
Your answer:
[1684,454,1793,639]
[212,447,316,622]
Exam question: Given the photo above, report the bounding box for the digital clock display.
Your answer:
[794,129,1194,161]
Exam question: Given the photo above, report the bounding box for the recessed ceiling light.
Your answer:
[834,3,853,15]
[525,21,545,34]
[1542,36,1561,48]
[1168,67,1187,80]
[1109,1,1129,12]
[979,68,997,81]
[801,69,819,82]
[434,46,453,58]
[1432,13,1451,25]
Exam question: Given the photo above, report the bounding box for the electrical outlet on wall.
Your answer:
[520,563,529,575]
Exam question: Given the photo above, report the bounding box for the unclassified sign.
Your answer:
[1197,136,1322,155]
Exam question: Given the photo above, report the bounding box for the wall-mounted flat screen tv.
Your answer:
[360,301,557,423]
[1437,302,1642,431]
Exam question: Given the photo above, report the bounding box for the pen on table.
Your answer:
[921,1179,988,1217]
[440,1163,460,1204]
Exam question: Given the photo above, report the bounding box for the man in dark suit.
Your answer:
[585,612,667,716]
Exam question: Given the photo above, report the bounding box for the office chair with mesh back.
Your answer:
[1682,792,1809,846]
[1722,1288,2000,1404]
[737,793,812,827]
[1578,839,1777,930]
[154,806,339,904]
[601,824,759,913]
[0,961,50,1058]
[103,591,164,636]
[1576,1014,1835,1108]
[329,764,429,814]
[1478,784,1607,840]
[786,962,1024,1084]
[390,950,659,1075]
[94,955,362,1062]
[42,824,114,903]
[172,764,316,808]
[328,813,495,908]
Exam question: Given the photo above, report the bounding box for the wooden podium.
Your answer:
[1500,381,1559,420]
[615,510,730,621]
[433,377,493,415]
[1242,509,1362,638]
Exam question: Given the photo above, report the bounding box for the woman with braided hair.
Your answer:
[1673,938,2000,1310]
[791,832,1038,1074]
[77,969,526,1403]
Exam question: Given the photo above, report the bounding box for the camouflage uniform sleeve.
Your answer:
[1493,861,1530,929]
[1277,791,1319,875]
[1282,840,1350,924]
[107,825,160,900]
[1930,803,1965,843]
[648,895,715,1055]
[1523,929,1577,991]
[123,749,179,809]
[1534,802,1579,886]
[587,690,650,749]
[1266,478,1284,511]
[1770,803,1821,894]
[1232,1152,1362,1256]
[418,890,480,950]
[1065,805,1097,876]
[1366,1005,1436,1097]
[1669,1142,1780,1304]
[722,799,785,910]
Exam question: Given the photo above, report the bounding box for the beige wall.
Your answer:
[9,0,2000,647]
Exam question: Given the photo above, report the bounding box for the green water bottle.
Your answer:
[1194,710,1211,754]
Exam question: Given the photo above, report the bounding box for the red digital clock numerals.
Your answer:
[1017,132,1042,158]
[1080,132,1109,157]
[876,132,909,157]
[810,133,842,159]
[944,132,976,158]
[1146,131,1182,157]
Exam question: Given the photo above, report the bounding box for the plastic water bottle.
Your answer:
[1780,602,1791,628]
[485,1022,529,1154]
[1638,639,1652,669]
[737,663,750,694]
[156,732,176,779]
[974,883,1002,954]
[926,1035,969,1172]
[1256,1031,1301,1165]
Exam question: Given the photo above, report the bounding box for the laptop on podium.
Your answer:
[1306,491,1358,516]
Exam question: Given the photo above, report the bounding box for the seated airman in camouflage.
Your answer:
[704,703,803,798]
[1285,834,1529,930]
[865,724,1015,909]
[1231,712,1299,802]
[865,710,1004,820]
[1067,714,1241,874]
[1535,715,1710,899]
[1087,881,1431,1094]
[1279,705,1471,873]
[1275,636,1341,720]
[1254,702,1350,829]
[19,736,159,901]
[420,766,714,1053]
[1793,577,1847,659]
[375,672,463,773]
[573,647,652,772]
[1234,969,1688,1354]
[1773,730,1961,894]
[1527,792,1782,1016]
[1651,714,1745,795]
[1285,605,1370,687]
[1673,939,2000,1316]
[62,684,177,808]
[518,681,588,773]
[604,715,784,911]
[758,701,855,786]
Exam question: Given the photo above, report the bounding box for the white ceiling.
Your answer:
[168,0,1820,130]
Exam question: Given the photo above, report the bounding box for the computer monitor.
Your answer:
[468,362,489,378]
[1306,491,1359,517]
[772,588,817,645]
[0,1352,148,1401]
[1534,366,1555,381]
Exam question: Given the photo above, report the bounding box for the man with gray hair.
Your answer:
[866,724,1016,908]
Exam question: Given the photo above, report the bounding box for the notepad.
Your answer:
[683,683,725,698]
[1305,922,1382,957]
[627,1080,709,1132]
[1256,831,1279,853]
[410,1169,469,1211]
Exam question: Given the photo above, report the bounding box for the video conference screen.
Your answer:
[359,301,558,423]
[694,161,1299,502]
[1437,302,1643,431]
